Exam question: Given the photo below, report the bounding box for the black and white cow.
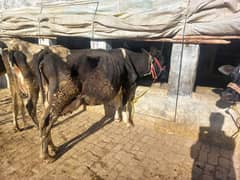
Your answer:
[67,48,165,126]
[33,47,165,162]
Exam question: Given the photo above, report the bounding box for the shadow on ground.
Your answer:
[55,103,115,161]
[191,112,236,180]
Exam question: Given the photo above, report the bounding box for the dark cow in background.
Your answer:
[218,64,240,103]
[33,47,165,162]
[218,64,240,130]
[0,41,7,75]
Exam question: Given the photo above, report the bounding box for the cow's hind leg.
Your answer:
[26,86,39,129]
[26,98,39,129]
[48,132,59,156]
[39,113,54,163]
[40,111,58,163]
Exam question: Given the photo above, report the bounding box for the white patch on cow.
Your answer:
[0,48,2,55]
[114,110,120,121]
[113,88,123,122]
[120,48,126,59]
[122,111,129,124]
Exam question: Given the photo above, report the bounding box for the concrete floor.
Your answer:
[0,89,240,180]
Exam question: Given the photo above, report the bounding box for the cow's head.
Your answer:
[218,64,240,103]
[141,47,166,81]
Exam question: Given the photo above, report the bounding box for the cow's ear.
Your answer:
[86,56,100,69]
[141,48,149,55]
[218,65,235,76]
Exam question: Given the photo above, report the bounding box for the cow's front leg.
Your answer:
[113,89,123,122]
[122,106,131,127]
[122,85,136,127]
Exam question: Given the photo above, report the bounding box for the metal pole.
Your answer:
[173,0,191,122]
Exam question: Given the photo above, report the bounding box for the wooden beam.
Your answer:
[173,35,240,40]
[143,38,231,44]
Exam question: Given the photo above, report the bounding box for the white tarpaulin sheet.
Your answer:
[0,0,239,39]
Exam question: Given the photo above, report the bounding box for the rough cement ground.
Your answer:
[0,89,240,180]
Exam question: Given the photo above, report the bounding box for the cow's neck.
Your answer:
[128,52,150,78]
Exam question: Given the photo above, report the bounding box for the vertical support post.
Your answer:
[168,43,200,96]
[38,38,56,46]
[90,39,112,50]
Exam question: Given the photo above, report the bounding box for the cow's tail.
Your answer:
[32,48,50,105]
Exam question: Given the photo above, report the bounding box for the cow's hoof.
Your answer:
[13,127,22,133]
[126,123,132,128]
[44,156,56,164]
[49,146,59,156]
[41,154,56,163]
[114,118,121,122]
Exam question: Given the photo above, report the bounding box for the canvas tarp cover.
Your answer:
[0,0,239,39]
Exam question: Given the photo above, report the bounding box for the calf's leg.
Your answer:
[12,93,21,131]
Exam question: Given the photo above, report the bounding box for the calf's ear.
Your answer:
[218,65,235,76]
[86,56,100,69]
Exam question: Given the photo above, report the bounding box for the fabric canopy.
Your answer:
[0,0,239,39]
